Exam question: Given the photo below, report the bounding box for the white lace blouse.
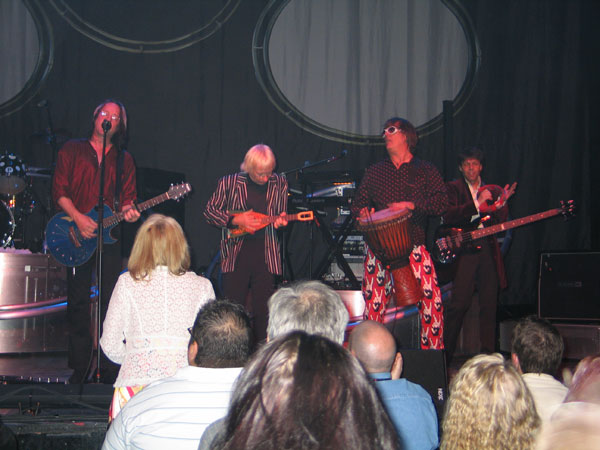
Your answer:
[100,266,215,387]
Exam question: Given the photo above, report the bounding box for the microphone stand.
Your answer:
[94,120,111,383]
[281,150,348,281]
[281,150,347,178]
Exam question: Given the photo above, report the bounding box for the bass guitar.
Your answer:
[46,182,191,267]
[433,200,575,264]
[228,210,314,238]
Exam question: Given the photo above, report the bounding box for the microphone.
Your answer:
[102,120,112,132]
[326,149,348,163]
[37,99,48,108]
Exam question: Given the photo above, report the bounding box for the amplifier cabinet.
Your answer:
[538,252,600,321]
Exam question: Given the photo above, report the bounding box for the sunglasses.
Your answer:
[100,110,120,121]
[382,126,402,136]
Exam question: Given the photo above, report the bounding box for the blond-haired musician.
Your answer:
[204,144,288,341]
[351,117,448,350]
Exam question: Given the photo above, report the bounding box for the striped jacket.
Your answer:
[203,172,288,275]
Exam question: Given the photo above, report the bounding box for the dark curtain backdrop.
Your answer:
[0,0,597,310]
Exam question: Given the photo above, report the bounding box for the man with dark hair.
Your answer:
[348,320,439,450]
[53,99,140,384]
[442,147,516,364]
[103,300,254,450]
[511,315,567,424]
[351,117,447,350]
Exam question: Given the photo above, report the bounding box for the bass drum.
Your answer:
[0,201,15,248]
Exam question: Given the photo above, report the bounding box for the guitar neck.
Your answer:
[469,208,562,240]
[260,213,303,225]
[104,193,171,227]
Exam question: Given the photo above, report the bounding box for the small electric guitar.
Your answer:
[46,182,191,267]
[433,200,575,264]
[228,210,314,238]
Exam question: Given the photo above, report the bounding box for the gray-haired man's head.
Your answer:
[267,281,349,344]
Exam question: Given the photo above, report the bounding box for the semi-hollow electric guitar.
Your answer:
[46,182,191,267]
[433,200,575,264]
[228,210,314,238]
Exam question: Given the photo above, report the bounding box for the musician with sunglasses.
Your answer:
[351,117,448,350]
[52,99,140,384]
[204,144,288,342]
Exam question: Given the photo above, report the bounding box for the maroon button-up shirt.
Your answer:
[351,157,448,246]
[52,139,137,214]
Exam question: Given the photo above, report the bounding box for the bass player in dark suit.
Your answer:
[52,99,140,384]
[442,147,516,365]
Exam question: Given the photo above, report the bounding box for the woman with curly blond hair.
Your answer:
[100,214,215,420]
[441,353,540,450]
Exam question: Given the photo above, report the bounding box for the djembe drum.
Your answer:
[356,207,422,307]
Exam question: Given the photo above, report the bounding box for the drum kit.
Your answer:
[0,151,48,249]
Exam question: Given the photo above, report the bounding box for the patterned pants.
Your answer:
[362,244,444,350]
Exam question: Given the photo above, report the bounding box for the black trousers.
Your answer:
[66,237,122,377]
[444,242,499,364]
[222,238,276,342]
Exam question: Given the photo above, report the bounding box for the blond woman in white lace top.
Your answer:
[100,214,215,420]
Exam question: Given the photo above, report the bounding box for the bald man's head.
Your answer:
[348,320,397,373]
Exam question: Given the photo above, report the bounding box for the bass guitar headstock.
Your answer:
[560,199,576,220]
[167,182,192,201]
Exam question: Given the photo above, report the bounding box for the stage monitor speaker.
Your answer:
[384,307,421,350]
[400,349,447,424]
[539,252,600,321]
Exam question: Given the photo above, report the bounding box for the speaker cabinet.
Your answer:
[121,167,187,256]
[539,252,600,321]
[553,323,600,360]
[401,349,448,423]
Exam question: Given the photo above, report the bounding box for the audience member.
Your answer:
[536,354,600,450]
[267,280,349,343]
[511,316,568,424]
[202,331,400,450]
[441,353,540,450]
[102,300,253,450]
[349,320,439,450]
[100,214,215,420]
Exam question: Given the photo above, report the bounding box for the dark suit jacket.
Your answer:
[443,178,508,289]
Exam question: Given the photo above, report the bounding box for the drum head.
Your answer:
[0,201,15,248]
[0,153,28,195]
[357,206,411,227]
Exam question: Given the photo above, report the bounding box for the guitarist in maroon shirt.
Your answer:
[52,100,140,384]
[442,147,516,365]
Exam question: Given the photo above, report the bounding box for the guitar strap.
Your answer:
[113,149,124,212]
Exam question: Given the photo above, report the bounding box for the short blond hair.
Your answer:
[441,353,540,450]
[128,214,190,280]
[240,144,276,173]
